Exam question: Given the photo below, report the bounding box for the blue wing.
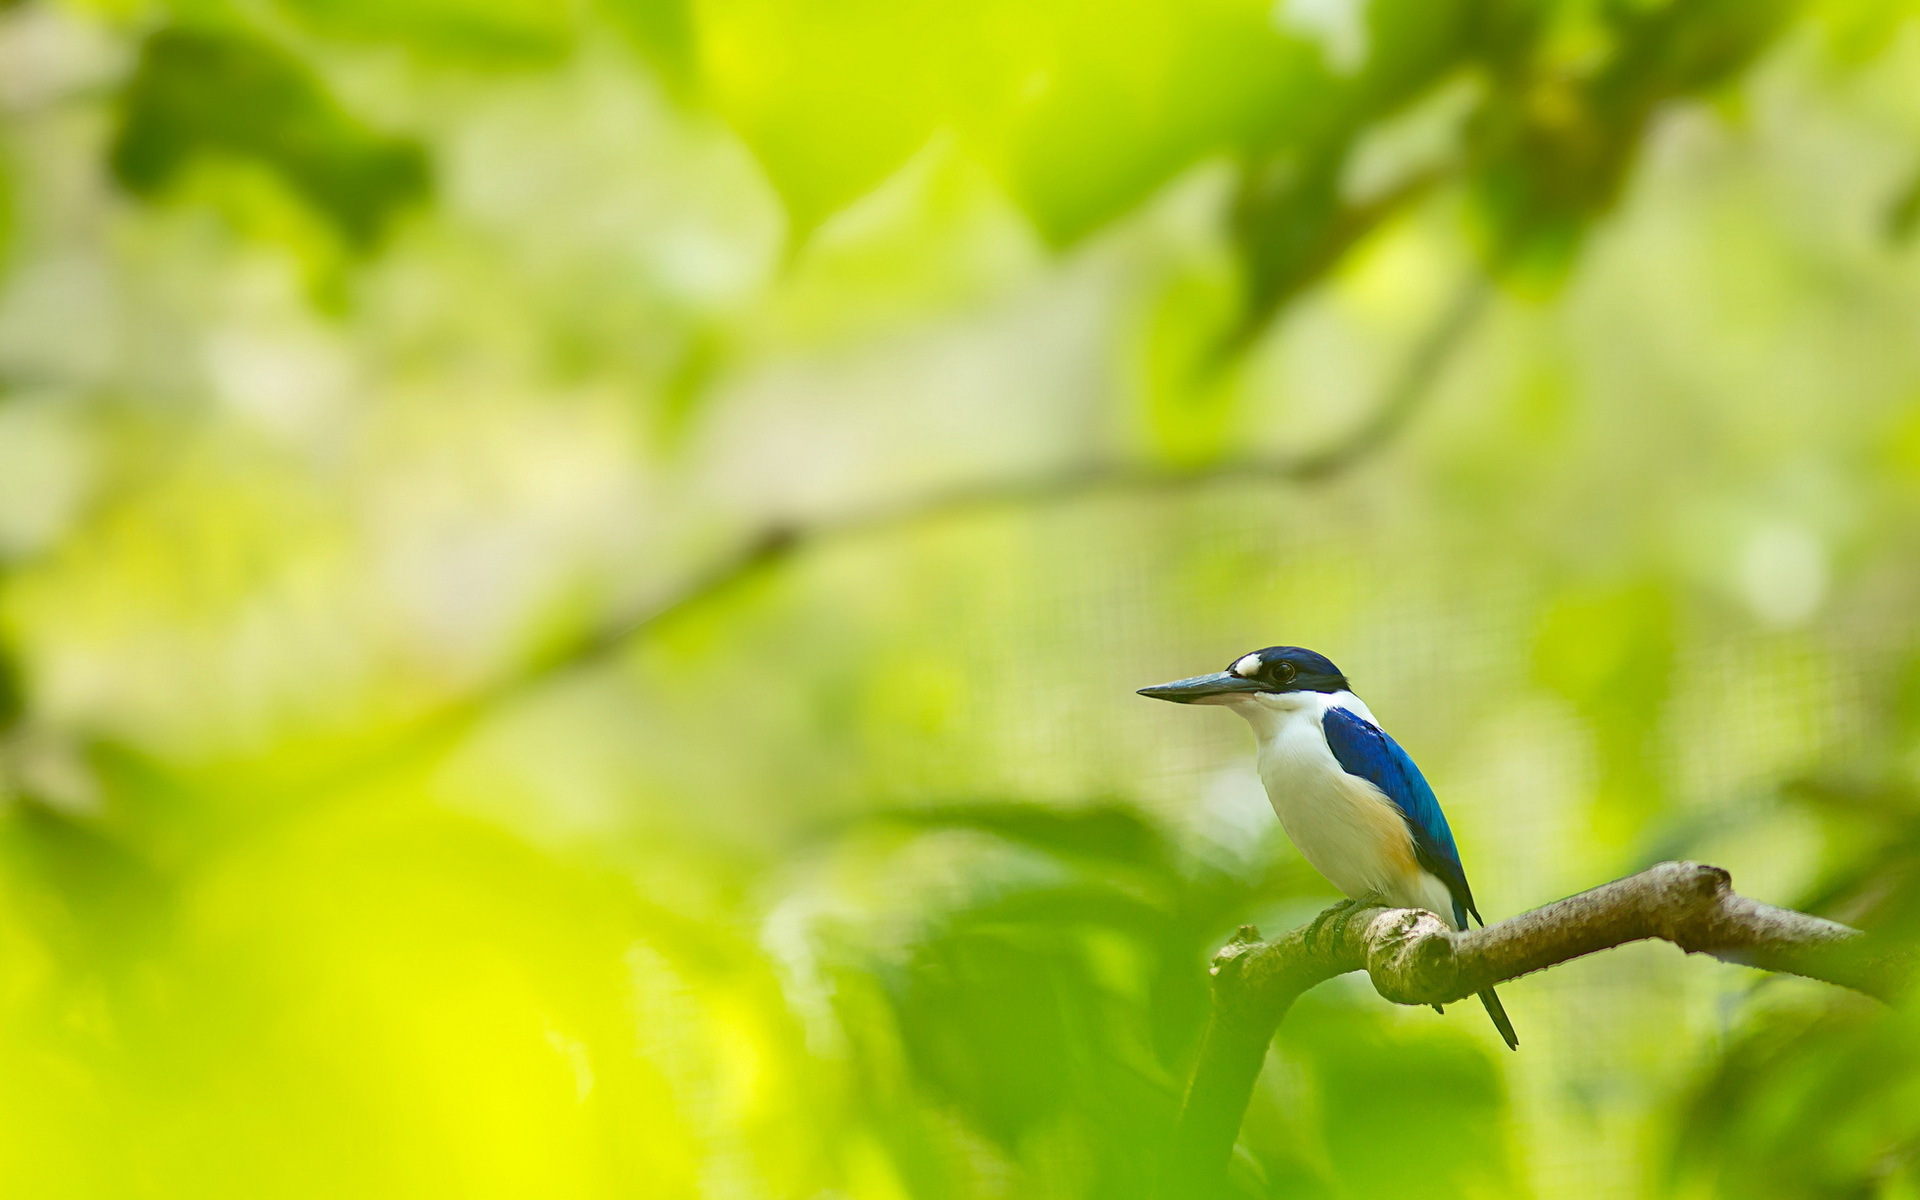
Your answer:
[1320,705,1479,927]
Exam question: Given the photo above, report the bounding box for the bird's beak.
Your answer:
[1136,671,1264,704]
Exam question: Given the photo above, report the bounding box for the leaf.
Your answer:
[0,802,173,971]
[278,0,574,63]
[978,0,1307,246]
[1280,990,1518,1200]
[1138,254,1242,466]
[1531,580,1675,839]
[1674,998,1920,1199]
[0,645,20,732]
[1464,0,1803,286]
[693,0,976,237]
[1889,158,1920,245]
[872,802,1183,874]
[600,0,700,96]
[0,149,12,272]
[110,27,430,251]
[1814,0,1920,65]
[1227,0,1476,336]
[695,0,1310,244]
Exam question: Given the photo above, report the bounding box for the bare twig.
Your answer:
[278,276,1492,800]
[548,277,1490,670]
[1160,862,1913,1199]
[656,296,1470,632]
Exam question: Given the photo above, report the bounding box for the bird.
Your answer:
[1138,645,1517,1050]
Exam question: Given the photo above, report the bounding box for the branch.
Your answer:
[1161,862,1914,1199]
[270,275,1493,801]
[545,277,1492,670]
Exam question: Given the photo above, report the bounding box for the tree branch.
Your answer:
[1161,861,1914,1199]
[272,276,1493,801]
[547,277,1491,672]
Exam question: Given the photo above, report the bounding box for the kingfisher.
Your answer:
[1139,646,1518,1049]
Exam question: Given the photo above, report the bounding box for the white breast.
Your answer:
[1243,691,1455,921]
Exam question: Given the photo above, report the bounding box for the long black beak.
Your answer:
[1136,671,1265,703]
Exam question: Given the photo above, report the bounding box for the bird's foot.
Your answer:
[1329,895,1381,947]
[1305,896,1386,953]
[1304,898,1362,953]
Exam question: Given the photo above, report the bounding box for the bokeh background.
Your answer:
[2,0,1920,1196]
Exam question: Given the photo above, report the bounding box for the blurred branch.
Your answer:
[520,279,1490,678]
[1162,861,1913,1199]
[248,273,1503,813]
[283,276,1492,799]
[1888,158,1920,244]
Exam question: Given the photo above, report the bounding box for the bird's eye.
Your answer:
[1269,660,1297,684]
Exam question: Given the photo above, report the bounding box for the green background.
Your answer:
[1,0,1919,1195]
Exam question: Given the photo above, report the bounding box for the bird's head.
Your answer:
[1137,646,1349,707]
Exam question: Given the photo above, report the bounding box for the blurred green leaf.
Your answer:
[1674,998,1920,1199]
[1777,774,1920,932]
[694,0,985,238]
[1889,159,1920,245]
[5,1,1920,1196]
[1533,580,1675,842]
[1281,990,1518,1200]
[279,0,573,63]
[1140,254,1242,465]
[0,802,172,972]
[110,27,429,251]
[1466,0,1803,285]
[600,0,699,96]
[696,0,1305,243]
[595,0,1815,332]
[799,803,1465,1196]
[1671,766,1920,1196]
[0,150,12,272]
[1229,0,1472,334]
[0,642,21,733]
[1813,0,1920,64]
[877,802,1184,874]
[978,0,1304,246]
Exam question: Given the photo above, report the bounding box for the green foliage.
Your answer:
[1465,0,1805,284]
[2,0,1920,1195]
[804,806,1264,1190]
[1280,991,1517,1199]
[277,0,573,63]
[690,0,1306,242]
[0,151,12,271]
[1533,581,1675,840]
[669,0,1814,329]
[1890,162,1920,244]
[1676,999,1920,1198]
[600,0,699,95]
[92,0,1826,333]
[1670,768,1920,1196]
[791,804,1512,1197]
[110,26,429,251]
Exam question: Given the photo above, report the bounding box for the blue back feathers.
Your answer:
[1320,705,1478,928]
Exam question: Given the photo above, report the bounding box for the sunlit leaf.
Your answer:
[0,150,13,272]
[978,0,1303,246]
[1281,990,1517,1200]
[1465,0,1802,285]
[1674,996,1920,1199]
[1532,580,1674,840]
[1889,159,1920,245]
[110,27,429,251]
[600,0,700,96]
[695,0,1307,243]
[279,0,573,63]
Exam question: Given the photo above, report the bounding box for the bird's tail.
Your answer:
[1478,987,1518,1050]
